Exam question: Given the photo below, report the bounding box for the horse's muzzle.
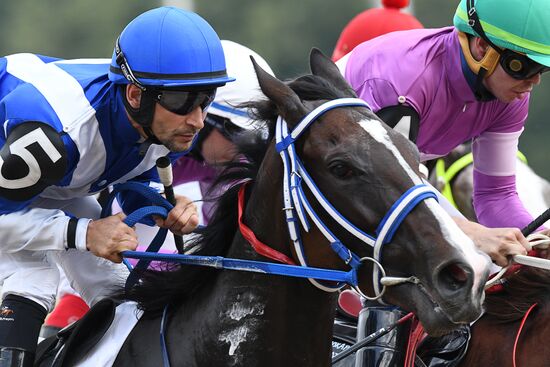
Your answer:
[431,260,486,324]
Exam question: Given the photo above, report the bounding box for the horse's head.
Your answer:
[249,49,491,336]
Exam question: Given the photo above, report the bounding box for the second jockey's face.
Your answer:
[200,128,237,166]
[484,63,542,103]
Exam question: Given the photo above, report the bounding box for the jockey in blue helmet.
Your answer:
[0,7,234,367]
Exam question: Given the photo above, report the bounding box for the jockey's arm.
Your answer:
[424,169,530,267]
[471,130,537,229]
[0,121,137,262]
[466,129,536,265]
[0,122,86,252]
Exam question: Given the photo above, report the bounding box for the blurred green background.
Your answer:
[1,0,548,178]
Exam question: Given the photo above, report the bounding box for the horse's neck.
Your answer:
[167,255,338,366]
[461,302,550,367]
[166,161,339,366]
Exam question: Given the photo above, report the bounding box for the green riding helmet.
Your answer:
[453,0,550,67]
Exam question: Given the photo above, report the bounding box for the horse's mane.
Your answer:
[118,73,347,315]
[484,265,550,323]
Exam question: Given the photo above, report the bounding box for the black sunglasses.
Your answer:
[466,0,550,80]
[205,114,244,139]
[154,88,216,116]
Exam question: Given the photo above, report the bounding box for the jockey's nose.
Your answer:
[185,106,205,130]
[525,72,542,86]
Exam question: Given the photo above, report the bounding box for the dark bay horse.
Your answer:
[459,249,550,367]
[105,50,490,367]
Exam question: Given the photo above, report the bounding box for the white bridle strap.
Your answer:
[297,159,376,246]
[290,98,371,140]
[372,185,438,296]
[276,118,307,264]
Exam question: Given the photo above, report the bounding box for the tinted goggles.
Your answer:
[154,88,216,116]
[205,114,244,139]
[499,50,550,80]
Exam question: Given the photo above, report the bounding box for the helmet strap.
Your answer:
[472,68,495,101]
[458,32,497,101]
[120,85,162,144]
[458,32,500,77]
[142,127,162,145]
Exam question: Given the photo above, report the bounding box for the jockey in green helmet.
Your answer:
[453,0,550,98]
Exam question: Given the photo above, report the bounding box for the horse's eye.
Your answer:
[330,162,354,179]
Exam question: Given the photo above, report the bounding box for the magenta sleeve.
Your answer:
[473,170,534,229]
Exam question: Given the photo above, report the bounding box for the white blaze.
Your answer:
[357,118,490,295]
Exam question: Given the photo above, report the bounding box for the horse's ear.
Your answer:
[309,48,357,98]
[250,56,307,128]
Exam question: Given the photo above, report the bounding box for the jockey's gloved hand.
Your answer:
[86,212,138,263]
[453,218,531,267]
[153,194,199,236]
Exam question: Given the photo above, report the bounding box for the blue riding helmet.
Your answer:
[108,7,235,89]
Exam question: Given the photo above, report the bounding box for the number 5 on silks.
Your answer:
[0,123,67,201]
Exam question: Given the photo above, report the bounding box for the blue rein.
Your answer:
[109,182,359,367]
[105,182,359,287]
[122,250,358,284]
[111,182,436,293]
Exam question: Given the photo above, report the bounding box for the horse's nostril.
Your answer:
[448,263,469,283]
[438,263,470,291]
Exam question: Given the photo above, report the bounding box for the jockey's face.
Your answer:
[484,62,542,103]
[200,128,237,165]
[125,84,206,152]
[150,103,205,152]
[471,38,543,103]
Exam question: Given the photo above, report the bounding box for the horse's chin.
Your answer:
[386,285,482,337]
[415,306,471,337]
